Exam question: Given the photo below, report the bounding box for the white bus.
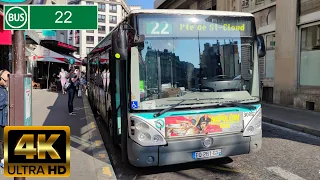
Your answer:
[87,9,266,167]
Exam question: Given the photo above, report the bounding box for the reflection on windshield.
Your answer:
[136,37,253,102]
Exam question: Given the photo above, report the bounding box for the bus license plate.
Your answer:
[192,149,222,159]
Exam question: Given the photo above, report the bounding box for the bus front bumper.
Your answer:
[127,131,262,167]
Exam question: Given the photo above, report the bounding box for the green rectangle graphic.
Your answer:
[30,5,97,30]
[3,5,29,30]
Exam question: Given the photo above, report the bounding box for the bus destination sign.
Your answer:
[139,16,252,38]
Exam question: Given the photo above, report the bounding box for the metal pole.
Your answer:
[170,58,173,87]
[197,31,202,92]
[13,30,26,180]
[14,30,26,74]
[157,51,161,99]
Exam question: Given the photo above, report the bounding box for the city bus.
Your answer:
[87,9,266,167]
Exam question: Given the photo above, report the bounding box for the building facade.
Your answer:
[154,0,320,112]
[155,0,217,10]
[68,0,136,59]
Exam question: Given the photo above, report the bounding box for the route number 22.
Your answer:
[150,21,170,34]
[55,11,72,24]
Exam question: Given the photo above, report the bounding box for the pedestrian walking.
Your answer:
[102,68,107,90]
[58,68,67,94]
[66,68,79,115]
[75,69,81,98]
[79,72,86,97]
[0,70,10,168]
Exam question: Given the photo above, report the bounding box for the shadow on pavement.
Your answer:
[43,92,94,157]
[261,123,320,146]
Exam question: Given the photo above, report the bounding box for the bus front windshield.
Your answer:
[131,14,256,110]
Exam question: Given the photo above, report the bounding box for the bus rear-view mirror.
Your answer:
[257,35,266,58]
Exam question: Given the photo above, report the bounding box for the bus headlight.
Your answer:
[129,116,167,146]
[243,108,262,136]
[138,132,151,141]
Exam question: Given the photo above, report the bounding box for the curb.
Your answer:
[262,115,320,137]
[82,95,117,180]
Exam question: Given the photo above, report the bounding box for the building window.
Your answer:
[300,24,320,86]
[86,30,94,33]
[86,47,94,54]
[266,34,276,50]
[98,3,105,11]
[109,4,117,13]
[86,1,94,5]
[98,14,106,22]
[98,25,106,33]
[264,34,275,78]
[109,26,114,31]
[255,0,264,5]
[109,15,117,24]
[98,37,104,42]
[86,36,94,44]
[242,0,249,8]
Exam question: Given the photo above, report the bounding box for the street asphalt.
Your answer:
[96,116,320,180]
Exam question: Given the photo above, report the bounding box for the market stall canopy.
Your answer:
[32,45,66,64]
[34,57,67,64]
[100,58,109,64]
[40,40,78,54]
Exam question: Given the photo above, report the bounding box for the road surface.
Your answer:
[96,117,320,180]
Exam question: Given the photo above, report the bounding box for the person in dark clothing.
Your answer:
[0,70,10,167]
[66,68,79,115]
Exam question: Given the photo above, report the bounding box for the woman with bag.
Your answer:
[65,68,79,115]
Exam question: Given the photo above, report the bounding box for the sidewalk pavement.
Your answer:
[1,89,116,180]
[262,103,320,137]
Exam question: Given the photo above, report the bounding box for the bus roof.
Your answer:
[129,9,254,17]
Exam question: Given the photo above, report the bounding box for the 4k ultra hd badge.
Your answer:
[4,126,70,177]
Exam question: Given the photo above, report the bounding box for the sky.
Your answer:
[127,0,154,9]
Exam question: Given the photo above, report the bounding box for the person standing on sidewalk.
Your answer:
[58,68,67,95]
[66,68,79,116]
[0,70,10,168]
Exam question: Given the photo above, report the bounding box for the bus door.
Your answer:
[109,49,121,144]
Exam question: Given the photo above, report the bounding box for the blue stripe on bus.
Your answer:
[132,104,261,120]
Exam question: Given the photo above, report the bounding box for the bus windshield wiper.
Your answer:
[167,97,224,101]
[153,98,224,117]
[218,101,256,110]
[153,99,186,118]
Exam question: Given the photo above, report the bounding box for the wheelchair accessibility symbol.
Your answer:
[131,101,138,109]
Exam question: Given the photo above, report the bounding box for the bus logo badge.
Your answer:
[155,119,164,130]
[202,137,213,148]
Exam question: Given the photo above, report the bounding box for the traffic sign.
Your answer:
[3,5,98,30]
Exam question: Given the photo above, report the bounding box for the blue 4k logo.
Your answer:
[131,101,138,109]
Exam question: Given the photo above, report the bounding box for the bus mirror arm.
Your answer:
[133,34,145,47]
